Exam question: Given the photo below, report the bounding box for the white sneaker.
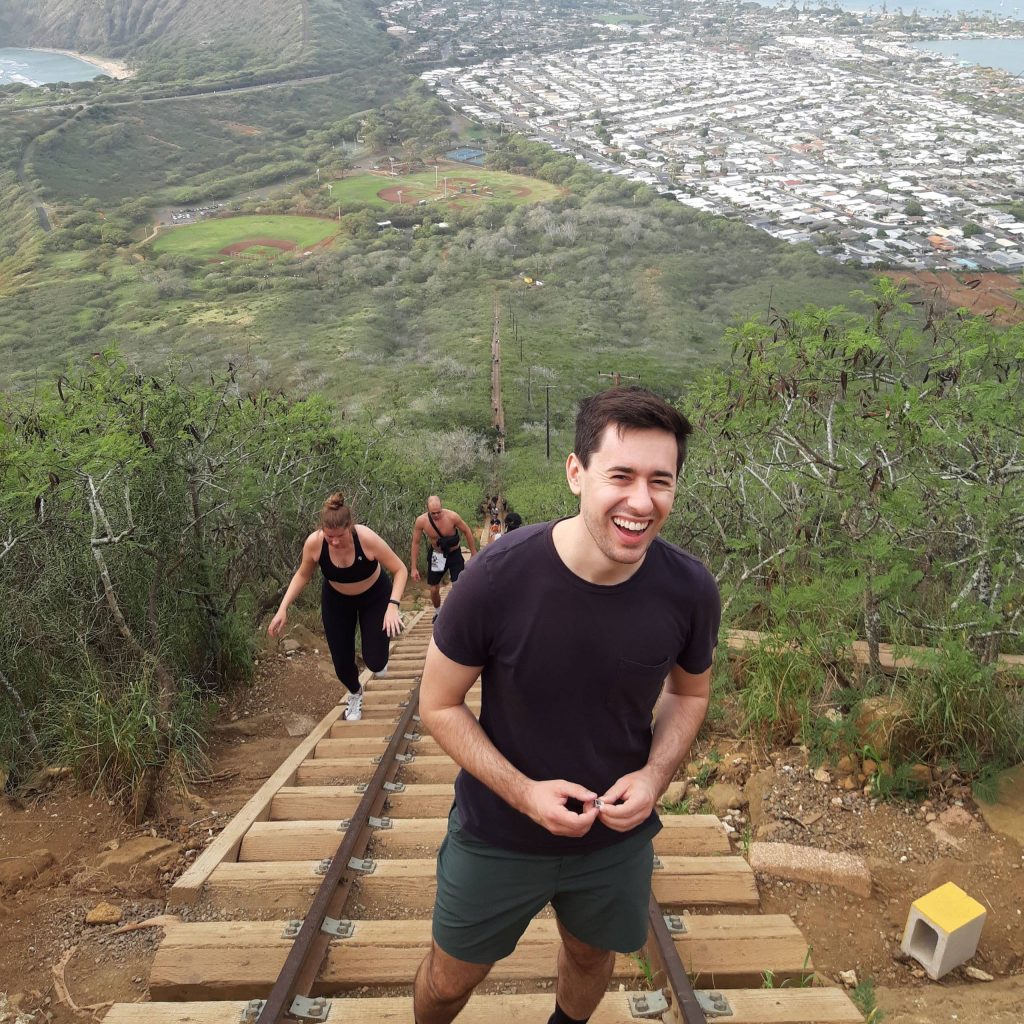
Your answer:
[345,689,363,721]
[375,663,388,678]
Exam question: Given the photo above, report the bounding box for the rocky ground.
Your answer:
[1,608,1022,1023]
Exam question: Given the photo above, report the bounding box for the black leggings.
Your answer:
[321,571,391,694]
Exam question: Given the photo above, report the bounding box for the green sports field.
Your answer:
[331,168,562,208]
[152,215,338,259]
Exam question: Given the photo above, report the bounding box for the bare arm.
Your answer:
[597,662,711,833]
[420,641,599,837]
[268,533,319,636]
[410,518,424,581]
[454,515,478,556]
[359,526,409,637]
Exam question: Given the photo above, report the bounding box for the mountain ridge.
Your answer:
[0,0,306,60]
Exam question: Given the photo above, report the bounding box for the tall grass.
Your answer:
[41,661,212,807]
[903,642,1024,773]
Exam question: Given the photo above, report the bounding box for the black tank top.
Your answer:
[319,529,378,584]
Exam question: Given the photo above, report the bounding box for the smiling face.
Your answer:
[565,423,678,575]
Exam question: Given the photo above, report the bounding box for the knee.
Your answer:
[560,934,614,973]
[364,650,387,671]
[421,947,490,1004]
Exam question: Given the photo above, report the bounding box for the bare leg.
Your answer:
[429,584,441,609]
[554,918,616,1020]
[413,940,493,1024]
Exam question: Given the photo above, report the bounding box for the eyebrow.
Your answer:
[607,464,676,481]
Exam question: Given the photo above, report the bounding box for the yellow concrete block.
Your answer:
[912,882,986,932]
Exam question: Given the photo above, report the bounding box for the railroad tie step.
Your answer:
[148,914,815,999]
[294,754,458,786]
[103,988,864,1023]
[200,855,758,913]
[241,813,734,860]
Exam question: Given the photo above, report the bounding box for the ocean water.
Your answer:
[767,0,1023,20]
[0,47,105,87]
[911,36,1024,73]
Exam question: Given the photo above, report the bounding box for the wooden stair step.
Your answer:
[268,783,455,823]
[294,756,458,786]
[357,679,418,691]
[314,736,445,758]
[104,988,862,1023]
[327,704,478,737]
[242,813,730,859]
[149,915,811,999]
[202,856,758,913]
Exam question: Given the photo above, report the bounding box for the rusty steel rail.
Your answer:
[646,891,707,1024]
[255,690,422,1024]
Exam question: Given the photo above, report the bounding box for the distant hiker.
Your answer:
[413,387,720,1024]
[491,510,522,542]
[268,493,408,721]
[410,495,478,621]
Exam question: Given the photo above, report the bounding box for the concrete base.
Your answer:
[901,882,987,980]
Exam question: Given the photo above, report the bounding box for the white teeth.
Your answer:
[613,518,648,533]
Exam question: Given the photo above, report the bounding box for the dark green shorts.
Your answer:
[432,806,657,964]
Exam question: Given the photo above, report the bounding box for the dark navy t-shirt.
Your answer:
[432,520,720,856]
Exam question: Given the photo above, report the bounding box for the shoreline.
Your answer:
[30,47,136,81]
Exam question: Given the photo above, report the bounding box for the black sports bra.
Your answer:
[319,529,378,584]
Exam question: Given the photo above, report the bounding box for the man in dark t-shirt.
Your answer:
[413,387,721,1024]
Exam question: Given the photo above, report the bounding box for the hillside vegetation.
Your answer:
[2,0,1021,817]
[0,0,306,65]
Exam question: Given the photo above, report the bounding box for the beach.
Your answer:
[32,47,135,80]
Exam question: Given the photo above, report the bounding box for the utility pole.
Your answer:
[598,371,641,388]
[540,385,558,460]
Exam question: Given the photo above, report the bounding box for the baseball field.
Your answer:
[151,215,338,260]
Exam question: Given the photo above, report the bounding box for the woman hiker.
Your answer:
[268,493,408,720]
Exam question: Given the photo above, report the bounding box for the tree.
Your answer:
[680,281,1024,679]
[0,357,337,815]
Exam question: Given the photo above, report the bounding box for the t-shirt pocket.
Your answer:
[608,655,672,726]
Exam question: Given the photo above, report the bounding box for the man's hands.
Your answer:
[522,779,599,837]
[594,768,660,833]
[522,768,659,837]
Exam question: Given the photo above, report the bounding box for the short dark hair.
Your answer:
[574,387,691,473]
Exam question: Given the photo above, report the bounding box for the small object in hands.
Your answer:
[594,798,604,810]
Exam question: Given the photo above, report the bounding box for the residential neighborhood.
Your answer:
[384,0,1024,269]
